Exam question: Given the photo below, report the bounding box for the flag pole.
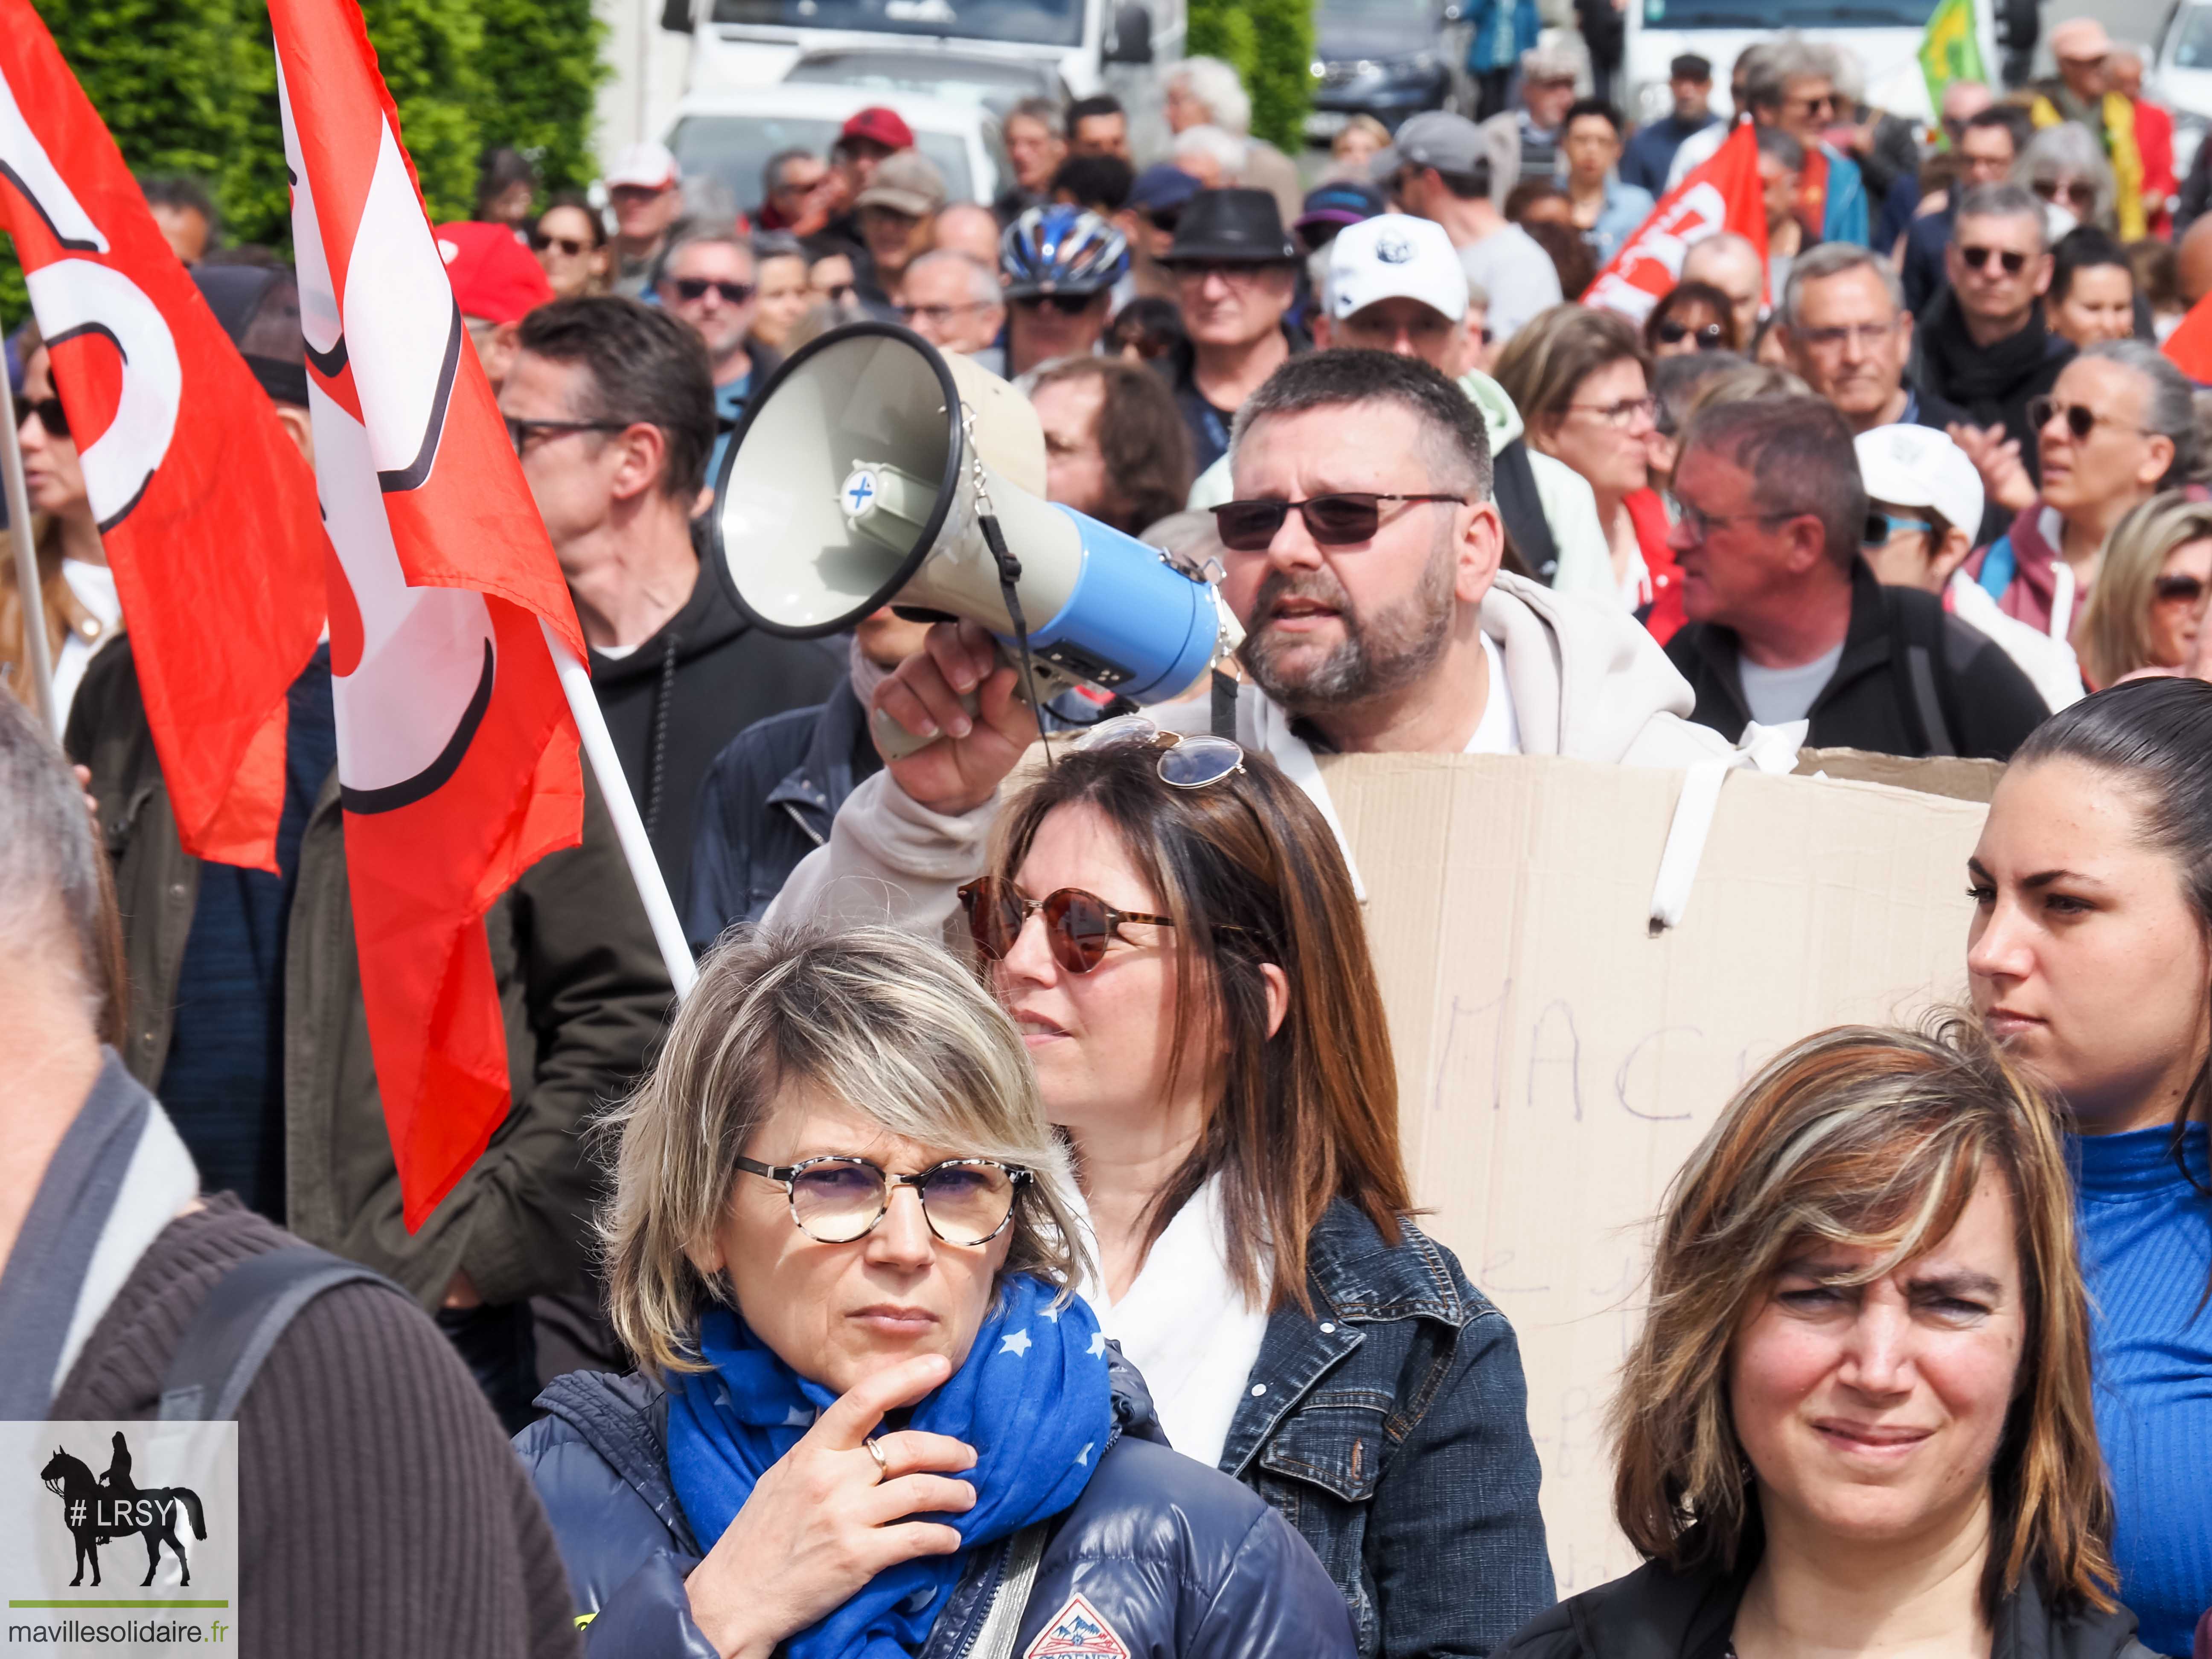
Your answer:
[541,620,699,998]
[0,367,59,741]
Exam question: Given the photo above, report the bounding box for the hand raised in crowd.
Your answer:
[1947,421,2038,518]
[684,1352,977,1659]
[871,620,1040,818]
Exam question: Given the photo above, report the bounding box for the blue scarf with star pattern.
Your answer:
[666,1274,1113,1658]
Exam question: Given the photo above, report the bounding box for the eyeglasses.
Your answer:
[2032,178,2098,212]
[1656,319,1728,349]
[532,233,590,256]
[1957,244,2030,275]
[1790,94,1837,114]
[1794,320,1901,352]
[1863,510,1937,547]
[1210,491,1464,552]
[1674,500,1799,542]
[2156,573,2209,605]
[735,1154,1032,1246]
[2029,396,2150,441]
[1072,714,1247,787]
[1566,395,1657,429]
[669,277,755,305]
[504,416,627,455]
[959,876,1177,975]
[15,396,67,438]
[1013,292,1101,316]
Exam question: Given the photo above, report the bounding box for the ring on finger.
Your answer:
[863,1437,889,1481]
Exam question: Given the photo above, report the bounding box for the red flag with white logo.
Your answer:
[2164,293,2212,384]
[271,0,589,1227]
[0,0,325,868]
[1583,122,1770,326]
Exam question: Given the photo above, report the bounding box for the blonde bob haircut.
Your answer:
[602,925,1090,1377]
[1612,1018,2116,1618]
[2077,489,2212,687]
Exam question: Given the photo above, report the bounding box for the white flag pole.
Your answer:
[541,619,699,998]
[0,369,60,741]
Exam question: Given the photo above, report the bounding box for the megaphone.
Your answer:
[709,320,1239,755]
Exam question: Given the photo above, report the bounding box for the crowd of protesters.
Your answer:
[9,24,2212,1659]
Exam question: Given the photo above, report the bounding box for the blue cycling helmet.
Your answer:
[999,204,1129,300]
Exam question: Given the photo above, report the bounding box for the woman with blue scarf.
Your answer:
[515,925,1353,1659]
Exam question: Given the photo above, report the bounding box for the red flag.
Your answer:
[2164,293,2212,384]
[1584,123,1770,326]
[0,0,325,869]
[271,0,588,1227]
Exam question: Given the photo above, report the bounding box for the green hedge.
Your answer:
[1187,0,1314,152]
[3,0,605,329]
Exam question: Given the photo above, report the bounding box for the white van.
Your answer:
[664,0,1182,102]
[1622,0,1998,127]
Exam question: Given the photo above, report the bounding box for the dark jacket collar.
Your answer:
[586,531,749,687]
[1686,558,1884,729]
[1918,290,2072,406]
[764,675,875,830]
[1167,318,1313,397]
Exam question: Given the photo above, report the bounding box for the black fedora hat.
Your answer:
[1162,188,1298,265]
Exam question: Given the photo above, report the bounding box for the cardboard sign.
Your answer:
[1316,752,1989,1592]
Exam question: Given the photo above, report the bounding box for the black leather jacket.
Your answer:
[513,1351,1356,1659]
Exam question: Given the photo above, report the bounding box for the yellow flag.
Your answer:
[1920,0,1988,120]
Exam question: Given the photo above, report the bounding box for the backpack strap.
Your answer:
[1491,440,1560,585]
[1976,535,2016,602]
[1885,587,1959,758]
[158,1245,408,1422]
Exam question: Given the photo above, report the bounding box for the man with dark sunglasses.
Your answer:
[1744,41,1868,249]
[759,349,1737,939]
[1915,183,2075,534]
[658,227,767,480]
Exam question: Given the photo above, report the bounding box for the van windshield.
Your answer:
[711,0,1083,48]
[1640,0,1936,24]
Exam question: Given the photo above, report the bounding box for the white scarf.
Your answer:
[1074,1171,1273,1470]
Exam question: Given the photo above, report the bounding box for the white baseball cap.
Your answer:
[1855,424,1984,538]
[604,141,680,190]
[1327,214,1468,326]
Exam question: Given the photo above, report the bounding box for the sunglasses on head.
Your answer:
[2156,573,2208,605]
[1958,244,2029,275]
[532,233,589,256]
[1656,318,1727,349]
[15,396,67,439]
[1014,291,1098,315]
[1209,491,1464,552]
[670,277,755,304]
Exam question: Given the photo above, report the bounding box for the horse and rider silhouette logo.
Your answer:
[38,1432,207,1587]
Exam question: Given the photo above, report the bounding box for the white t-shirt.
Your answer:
[1458,224,1563,346]
[1737,641,1842,726]
[1467,630,1522,754]
[50,559,121,729]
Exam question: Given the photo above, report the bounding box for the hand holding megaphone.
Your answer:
[709,320,1240,775]
[870,620,1042,817]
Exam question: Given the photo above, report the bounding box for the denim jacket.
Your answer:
[1222,1199,1554,1659]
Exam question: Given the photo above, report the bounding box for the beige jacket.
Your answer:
[763,572,1734,936]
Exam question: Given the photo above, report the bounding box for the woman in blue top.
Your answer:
[1967,675,2212,1656]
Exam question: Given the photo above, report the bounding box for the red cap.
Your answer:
[840,106,914,151]
[434,221,555,325]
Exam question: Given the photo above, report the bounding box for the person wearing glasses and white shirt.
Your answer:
[762,347,1735,943]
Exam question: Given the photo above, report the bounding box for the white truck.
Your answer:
[1622,0,1999,127]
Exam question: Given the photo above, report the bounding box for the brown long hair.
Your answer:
[1612,1018,2116,1618]
[1027,357,1194,535]
[988,745,1412,1311]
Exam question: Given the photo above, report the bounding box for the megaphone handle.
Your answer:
[870,643,1061,761]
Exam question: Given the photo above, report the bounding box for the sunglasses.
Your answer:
[2155,573,2208,605]
[2029,395,2148,441]
[15,396,67,438]
[1072,714,1247,787]
[532,233,590,256]
[2032,178,2098,211]
[1013,292,1099,315]
[1863,510,1936,548]
[1656,319,1727,349]
[1209,491,1463,552]
[1145,209,1182,233]
[959,876,1178,975]
[1958,244,2030,275]
[670,277,755,304]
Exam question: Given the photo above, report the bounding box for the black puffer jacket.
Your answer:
[1498,1551,2155,1659]
[514,1353,1356,1659]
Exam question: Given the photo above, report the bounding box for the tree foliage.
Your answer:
[1187,0,1313,152]
[4,0,606,329]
